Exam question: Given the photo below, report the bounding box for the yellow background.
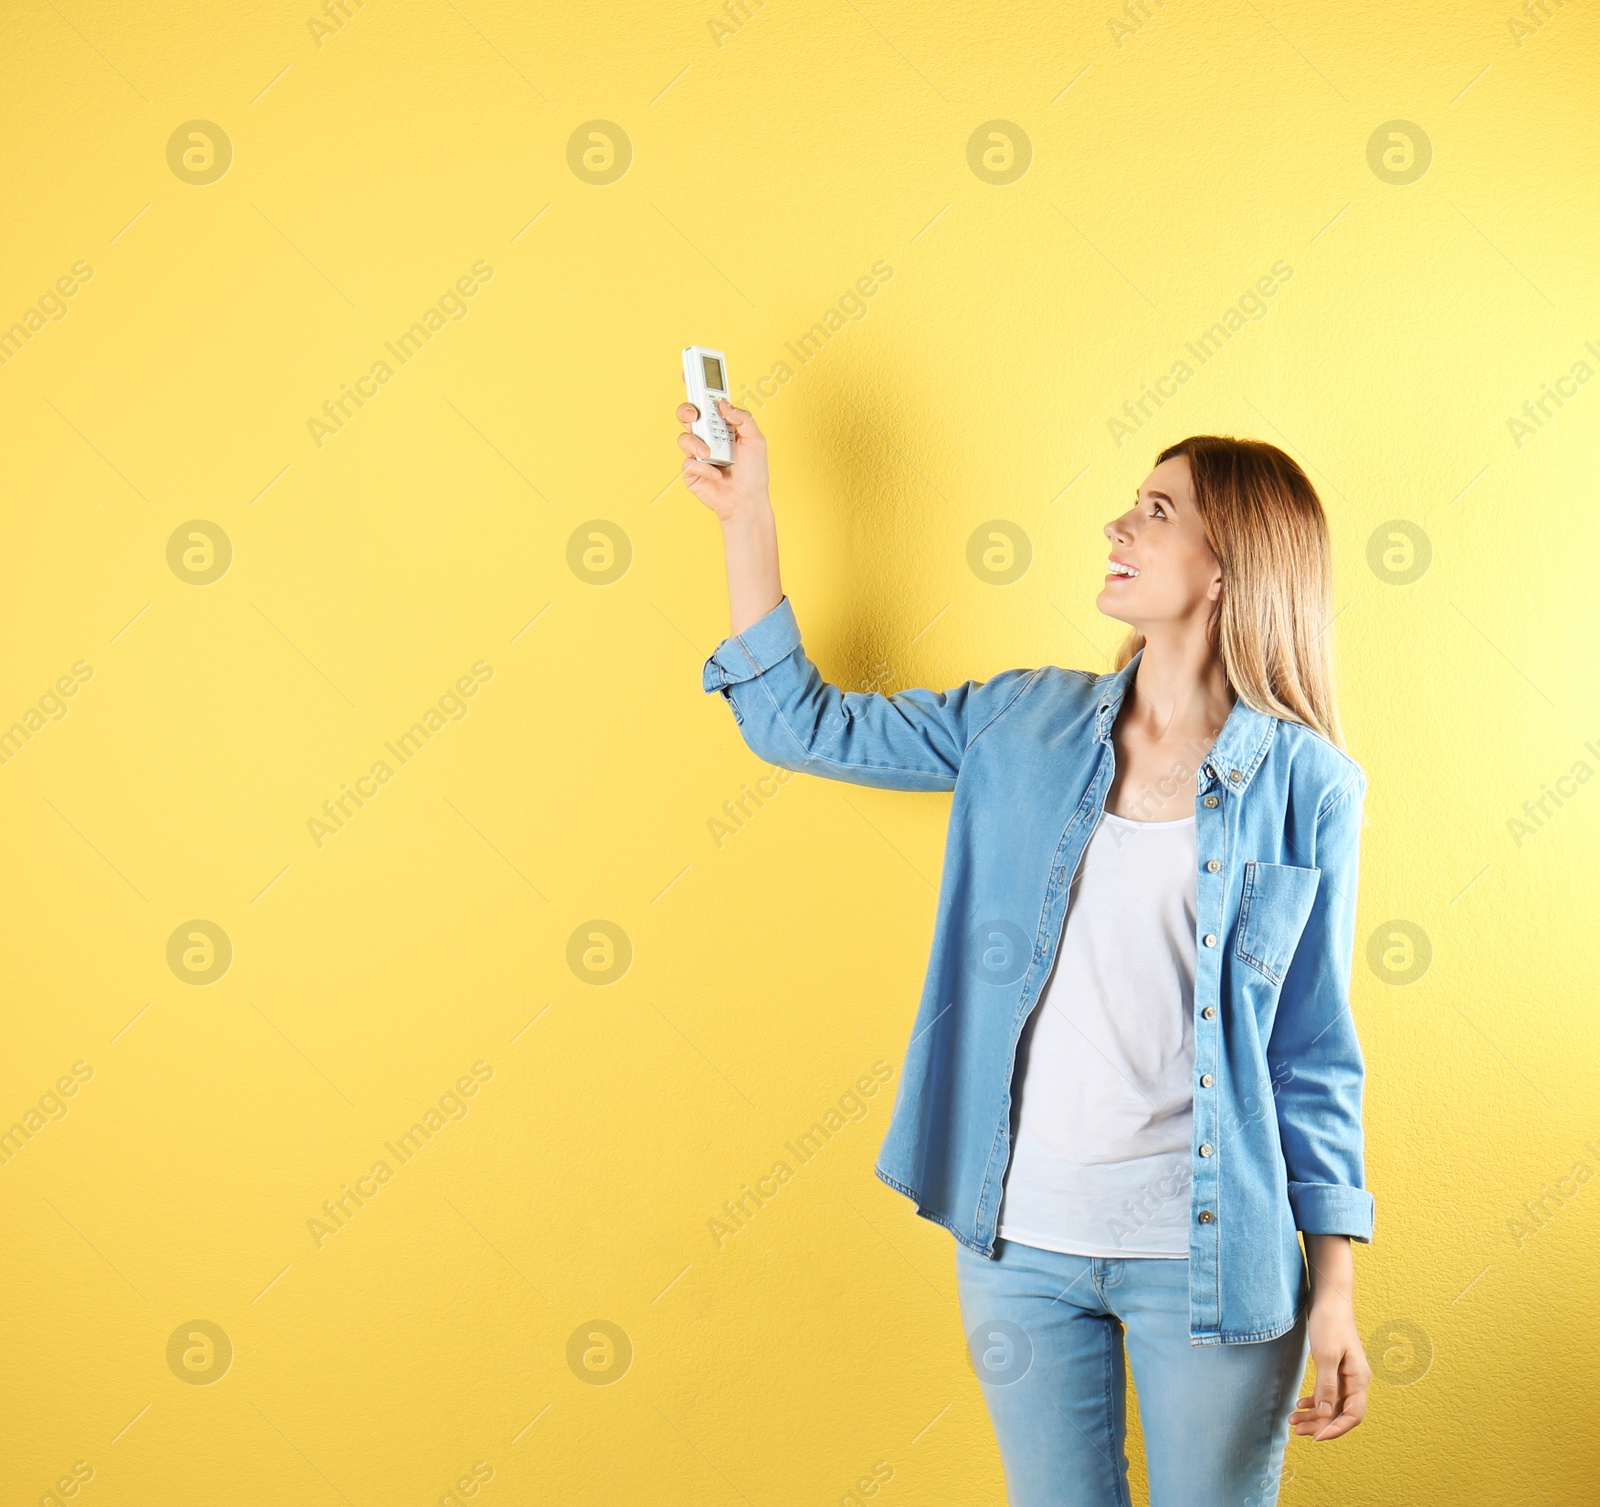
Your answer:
[2,1,1597,1502]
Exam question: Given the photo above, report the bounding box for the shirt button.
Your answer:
[1203,933,1217,947]
[1229,769,1241,782]
[1198,1210,1214,1224]
[1202,1006,1216,1019]
[1204,795,1219,808]
[1200,1073,1214,1087]
[1199,1143,1214,1157]
[1205,860,1220,873]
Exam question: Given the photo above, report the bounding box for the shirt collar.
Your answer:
[1093,647,1278,795]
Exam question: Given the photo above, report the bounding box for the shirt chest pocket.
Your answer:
[1234,861,1321,984]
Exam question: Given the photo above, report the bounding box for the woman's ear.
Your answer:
[1203,578,1224,642]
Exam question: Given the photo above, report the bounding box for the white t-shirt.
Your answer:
[997,809,1198,1259]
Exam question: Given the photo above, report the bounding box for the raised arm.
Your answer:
[676,395,781,636]
[678,397,1035,791]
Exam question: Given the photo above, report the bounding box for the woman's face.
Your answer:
[1098,454,1223,633]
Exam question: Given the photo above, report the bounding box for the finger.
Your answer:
[717,399,764,444]
[1299,1378,1350,1443]
[1312,1357,1342,1417]
[1303,1398,1340,1439]
[682,456,722,486]
[1290,1387,1336,1425]
[1335,1378,1369,1428]
[677,401,700,425]
[677,429,709,461]
[1307,1407,1363,1441]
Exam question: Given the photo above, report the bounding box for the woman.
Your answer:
[679,394,1374,1507]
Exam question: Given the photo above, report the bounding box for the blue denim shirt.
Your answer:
[702,594,1374,1345]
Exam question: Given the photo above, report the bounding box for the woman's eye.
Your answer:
[1151,503,1167,519]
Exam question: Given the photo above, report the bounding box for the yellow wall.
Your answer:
[3,2,1596,1502]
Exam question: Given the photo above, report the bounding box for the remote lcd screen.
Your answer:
[702,355,724,391]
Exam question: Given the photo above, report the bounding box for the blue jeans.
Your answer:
[956,1239,1309,1507]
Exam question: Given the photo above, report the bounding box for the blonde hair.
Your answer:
[1112,435,1345,749]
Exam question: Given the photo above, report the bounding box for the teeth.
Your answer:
[1109,562,1138,576]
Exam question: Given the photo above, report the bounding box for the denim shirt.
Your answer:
[702,594,1374,1346]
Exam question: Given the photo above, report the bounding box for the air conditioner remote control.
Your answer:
[682,345,734,467]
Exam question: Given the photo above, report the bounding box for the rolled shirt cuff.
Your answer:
[1287,1180,1374,1243]
[701,594,803,693]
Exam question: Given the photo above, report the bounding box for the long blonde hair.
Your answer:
[1112,435,1345,749]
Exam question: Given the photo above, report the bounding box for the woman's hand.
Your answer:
[1290,1235,1371,1442]
[677,398,782,635]
[677,399,770,522]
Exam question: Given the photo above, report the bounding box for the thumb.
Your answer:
[718,399,764,444]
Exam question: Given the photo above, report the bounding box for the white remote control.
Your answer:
[682,345,734,467]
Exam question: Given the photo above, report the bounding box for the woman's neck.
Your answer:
[1126,626,1236,745]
